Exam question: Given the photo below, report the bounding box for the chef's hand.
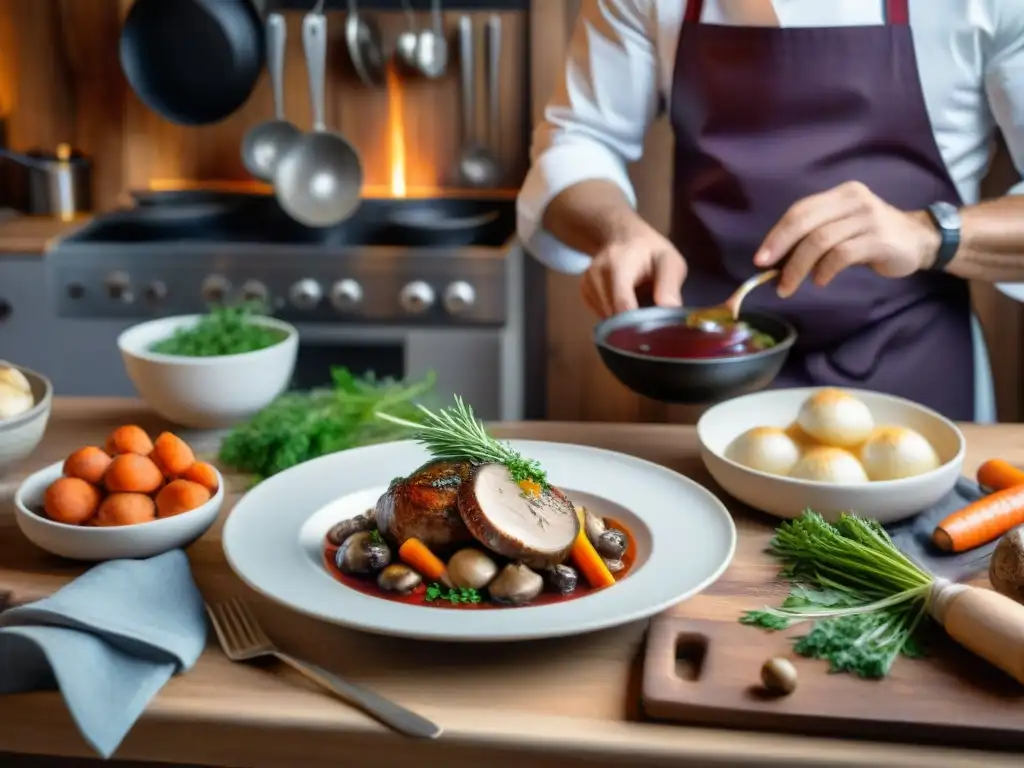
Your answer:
[753,181,942,298]
[581,221,688,318]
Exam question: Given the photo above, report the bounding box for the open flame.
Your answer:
[386,65,407,198]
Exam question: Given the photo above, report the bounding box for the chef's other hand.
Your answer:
[753,181,941,298]
[581,222,688,318]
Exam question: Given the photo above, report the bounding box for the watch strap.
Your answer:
[927,202,961,272]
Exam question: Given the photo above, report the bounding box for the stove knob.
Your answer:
[443,281,476,315]
[144,280,168,303]
[241,280,270,304]
[330,279,363,311]
[399,281,435,314]
[289,278,322,310]
[201,275,232,304]
[104,270,132,302]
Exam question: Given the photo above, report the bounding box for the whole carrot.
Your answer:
[977,459,1024,493]
[933,485,1024,553]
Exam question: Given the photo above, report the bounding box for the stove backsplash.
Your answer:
[0,2,529,211]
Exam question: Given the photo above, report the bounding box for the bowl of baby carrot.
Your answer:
[13,424,224,561]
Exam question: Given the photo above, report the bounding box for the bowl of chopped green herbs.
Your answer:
[117,306,298,429]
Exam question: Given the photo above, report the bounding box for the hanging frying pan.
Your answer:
[119,0,266,126]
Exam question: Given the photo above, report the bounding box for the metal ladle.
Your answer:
[274,2,364,227]
[686,269,779,328]
[345,0,385,87]
[454,15,499,188]
[241,12,301,181]
[394,0,419,72]
[414,0,448,79]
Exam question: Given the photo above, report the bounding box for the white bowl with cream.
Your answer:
[697,387,965,524]
[117,314,298,429]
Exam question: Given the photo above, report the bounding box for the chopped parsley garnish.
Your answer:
[424,583,483,605]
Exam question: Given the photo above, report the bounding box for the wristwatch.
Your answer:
[925,201,961,272]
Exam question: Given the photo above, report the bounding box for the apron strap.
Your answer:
[885,0,910,25]
[683,0,909,26]
[684,0,703,24]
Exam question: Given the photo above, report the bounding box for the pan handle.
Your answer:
[303,5,328,132]
[268,13,288,121]
[458,16,475,144]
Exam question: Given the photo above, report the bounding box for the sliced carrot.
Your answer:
[977,459,1024,493]
[399,538,450,584]
[571,508,616,589]
[933,485,1024,553]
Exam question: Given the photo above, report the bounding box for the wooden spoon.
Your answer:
[686,269,779,329]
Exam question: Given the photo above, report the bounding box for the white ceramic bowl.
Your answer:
[118,314,298,429]
[0,364,53,478]
[697,387,966,524]
[14,461,225,561]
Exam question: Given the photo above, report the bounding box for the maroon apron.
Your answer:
[671,0,975,420]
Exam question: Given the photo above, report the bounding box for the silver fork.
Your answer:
[206,598,442,739]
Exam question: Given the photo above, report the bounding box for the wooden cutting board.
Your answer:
[642,614,1024,750]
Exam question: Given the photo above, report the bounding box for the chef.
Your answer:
[516,0,1024,422]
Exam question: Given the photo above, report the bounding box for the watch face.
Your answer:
[931,202,960,230]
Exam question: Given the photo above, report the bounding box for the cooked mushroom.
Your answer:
[545,564,578,594]
[488,563,544,605]
[447,548,498,590]
[582,508,628,559]
[603,557,625,574]
[377,564,422,594]
[326,513,375,546]
[335,530,392,575]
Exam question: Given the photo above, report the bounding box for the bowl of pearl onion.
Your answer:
[696,387,965,524]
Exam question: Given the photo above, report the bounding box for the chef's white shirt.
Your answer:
[517,0,1024,275]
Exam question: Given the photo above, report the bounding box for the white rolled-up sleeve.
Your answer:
[985,0,1024,197]
[516,0,660,275]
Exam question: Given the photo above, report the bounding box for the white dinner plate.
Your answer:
[222,439,737,642]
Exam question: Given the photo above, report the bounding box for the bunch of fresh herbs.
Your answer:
[151,302,287,357]
[218,367,436,479]
[741,511,933,679]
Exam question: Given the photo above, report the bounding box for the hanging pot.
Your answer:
[119,0,265,125]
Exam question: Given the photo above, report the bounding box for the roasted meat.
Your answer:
[458,463,579,570]
[375,459,474,551]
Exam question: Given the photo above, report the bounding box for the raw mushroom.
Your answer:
[377,564,422,594]
[544,564,578,594]
[603,557,625,574]
[583,508,628,559]
[488,563,544,605]
[760,657,798,696]
[989,526,1024,604]
[335,530,392,575]
[447,548,498,590]
[326,512,375,546]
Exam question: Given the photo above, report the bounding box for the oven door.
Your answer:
[292,324,509,422]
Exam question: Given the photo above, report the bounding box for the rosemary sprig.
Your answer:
[375,395,548,488]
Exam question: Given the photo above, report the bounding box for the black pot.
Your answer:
[593,308,797,404]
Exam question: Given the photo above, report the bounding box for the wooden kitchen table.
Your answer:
[0,399,1021,768]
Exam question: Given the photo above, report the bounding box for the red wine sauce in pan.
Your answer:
[604,322,764,359]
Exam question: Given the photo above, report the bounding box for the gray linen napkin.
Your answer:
[887,476,992,582]
[0,549,207,759]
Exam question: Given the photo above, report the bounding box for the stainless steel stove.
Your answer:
[43,194,528,420]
